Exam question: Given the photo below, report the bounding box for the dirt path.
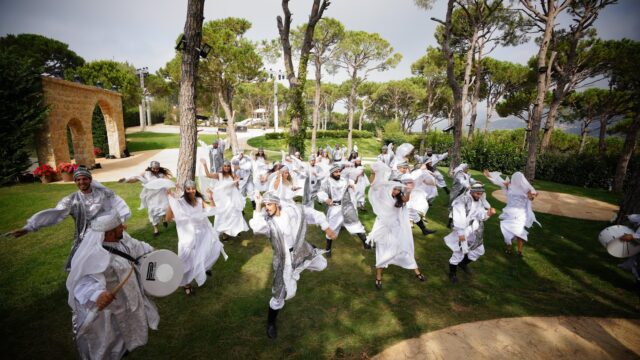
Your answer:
[373,316,640,360]
[492,190,618,221]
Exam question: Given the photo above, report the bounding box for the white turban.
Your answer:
[90,212,122,232]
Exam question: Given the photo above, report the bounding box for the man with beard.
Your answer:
[444,183,496,284]
[10,167,131,270]
[317,164,369,257]
[249,192,336,339]
[208,138,226,173]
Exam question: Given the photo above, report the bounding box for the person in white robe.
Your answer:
[249,192,336,339]
[317,164,369,256]
[400,174,436,236]
[231,150,255,207]
[390,143,414,171]
[368,163,426,290]
[200,159,249,239]
[252,148,271,194]
[618,215,640,292]
[411,163,439,205]
[377,144,395,167]
[206,138,226,173]
[342,157,369,210]
[165,180,228,295]
[268,165,301,205]
[415,148,450,194]
[317,148,332,167]
[448,163,480,228]
[67,212,158,359]
[330,144,346,164]
[118,161,174,236]
[10,168,131,271]
[444,183,496,284]
[304,155,327,207]
[484,170,540,257]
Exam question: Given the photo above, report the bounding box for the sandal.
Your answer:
[184,285,194,296]
[375,278,382,290]
[415,273,426,282]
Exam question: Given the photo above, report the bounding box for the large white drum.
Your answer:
[138,249,184,297]
[598,225,640,258]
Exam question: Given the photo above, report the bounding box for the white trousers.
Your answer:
[449,245,485,265]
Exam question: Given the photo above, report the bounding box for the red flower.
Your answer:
[33,164,56,177]
[56,162,78,174]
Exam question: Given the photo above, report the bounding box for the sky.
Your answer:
[1,0,639,129]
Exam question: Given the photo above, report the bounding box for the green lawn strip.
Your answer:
[247,135,382,158]
[0,177,636,358]
[126,132,226,152]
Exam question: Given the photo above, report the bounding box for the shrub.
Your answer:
[381,121,409,145]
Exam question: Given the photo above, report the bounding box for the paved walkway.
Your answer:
[373,316,640,360]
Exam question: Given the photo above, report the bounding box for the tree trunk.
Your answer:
[525,5,557,180]
[613,112,640,192]
[598,115,608,156]
[218,90,238,153]
[540,91,563,152]
[311,59,322,155]
[578,122,588,154]
[176,0,205,185]
[442,0,464,175]
[358,99,367,131]
[484,98,495,132]
[347,73,358,153]
[616,164,640,224]
[468,41,484,138]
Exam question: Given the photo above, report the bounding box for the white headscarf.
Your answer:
[509,171,535,196]
[453,163,468,175]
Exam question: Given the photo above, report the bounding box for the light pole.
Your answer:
[268,68,284,132]
[136,67,149,131]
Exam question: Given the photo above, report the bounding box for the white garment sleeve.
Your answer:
[112,195,132,223]
[23,196,74,232]
[486,171,507,189]
[316,181,329,203]
[451,203,467,238]
[303,207,330,230]
[249,212,270,236]
[74,273,106,305]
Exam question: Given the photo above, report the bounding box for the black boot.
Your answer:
[416,219,436,236]
[267,307,279,339]
[443,186,450,195]
[325,238,333,258]
[447,217,453,229]
[448,263,458,284]
[357,233,371,250]
[251,200,256,210]
[459,255,473,275]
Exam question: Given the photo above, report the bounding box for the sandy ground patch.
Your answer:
[492,190,618,221]
[373,316,640,360]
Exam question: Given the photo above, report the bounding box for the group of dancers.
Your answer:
[9,138,547,358]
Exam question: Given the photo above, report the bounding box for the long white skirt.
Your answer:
[370,218,417,270]
[499,208,529,244]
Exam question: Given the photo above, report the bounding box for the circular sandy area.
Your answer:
[492,190,618,221]
[373,316,640,360]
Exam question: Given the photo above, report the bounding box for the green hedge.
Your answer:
[265,130,374,140]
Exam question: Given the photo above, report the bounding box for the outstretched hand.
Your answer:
[483,169,490,177]
[325,228,337,240]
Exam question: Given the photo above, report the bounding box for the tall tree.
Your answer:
[0,33,84,77]
[277,0,330,155]
[482,57,531,131]
[0,50,49,184]
[334,30,401,152]
[602,39,640,193]
[518,0,572,179]
[411,47,449,133]
[539,0,617,152]
[176,0,205,184]
[67,60,141,109]
[200,18,263,153]
[372,79,425,132]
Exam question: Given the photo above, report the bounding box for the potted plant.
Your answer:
[33,164,57,184]
[93,147,104,158]
[56,162,78,182]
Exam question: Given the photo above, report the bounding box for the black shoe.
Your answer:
[375,279,382,290]
[251,201,256,210]
[443,187,450,195]
[447,217,453,229]
[163,221,168,229]
[415,273,426,282]
[206,270,212,277]
[449,272,458,284]
[459,264,472,275]
[267,323,277,339]
[325,250,332,258]
[357,233,371,250]
[153,231,160,237]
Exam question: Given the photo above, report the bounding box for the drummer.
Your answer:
[66,211,159,359]
[618,214,640,291]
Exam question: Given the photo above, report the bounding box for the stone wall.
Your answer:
[36,77,126,168]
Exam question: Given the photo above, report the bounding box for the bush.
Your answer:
[381,121,410,145]
[0,51,48,185]
[265,130,374,140]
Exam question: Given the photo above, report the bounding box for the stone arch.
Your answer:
[36,77,126,169]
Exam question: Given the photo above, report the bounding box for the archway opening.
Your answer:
[92,105,109,159]
[66,118,84,162]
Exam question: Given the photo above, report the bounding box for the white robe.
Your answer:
[486,171,540,244]
[367,174,418,270]
[342,165,369,208]
[444,194,489,264]
[68,232,158,360]
[133,172,172,226]
[317,177,366,237]
[249,203,329,310]
[232,155,254,200]
[252,157,270,193]
[168,196,227,286]
[210,176,249,237]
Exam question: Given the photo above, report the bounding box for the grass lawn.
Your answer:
[248,135,382,158]
[126,132,226,152]
[0,169,636,359]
